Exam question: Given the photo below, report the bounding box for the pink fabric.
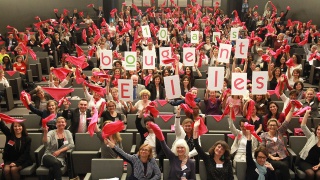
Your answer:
[211,115,222,122]
[42,113,56,128]
[244,122,262,142]
[0,113,24,124]
[157,100,168,106]
[20,91,31,110]
[102,120,125,139]
[87,107,98,137]
[180,103,193,114]
[159,114,174,122]
[185,92,196,108]
[42,87,74,101]
[148,122,165,141]
[52,68,72,81]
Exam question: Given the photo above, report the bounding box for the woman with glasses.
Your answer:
[105,141,161,180]
[101,101,123,125]
[260,102,296,180]
[246,132,275,180]
[129,89,151,114]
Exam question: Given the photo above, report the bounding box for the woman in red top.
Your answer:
[13,55,27,75]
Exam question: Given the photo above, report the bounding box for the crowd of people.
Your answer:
[1,0,320,180]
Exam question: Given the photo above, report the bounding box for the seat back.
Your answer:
[74,133,100,151]
[287,117,312,134]
[4,71,20,79]
[156,100,174,113]
[194,79,206,88]
[166,133,176,148]
[126,114,138,132]
[206,115,230,133]
[71,88,85,98]
[91,159,123,180]
[0,134,5,148]
[289,136,307,154]
[200,134,225,152]
[69,99,80,109]
[119,133,133,154]
[197,88,205,100]
[313,118,320,129]
[154,114,175,132]
[23,114,41,131]
[28,133,43,162]
[236,161,247,180]
[199,160,207,180]
[163,159,170,180]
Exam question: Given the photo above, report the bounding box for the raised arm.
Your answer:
[174,106,184,138]
[301,109,312,138]
[192,120,207,159]
[105,138,135,162]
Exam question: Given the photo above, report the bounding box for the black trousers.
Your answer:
[268,157,291,180]
[43,155,63,180]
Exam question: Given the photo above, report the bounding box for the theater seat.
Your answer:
[83,159,126,180]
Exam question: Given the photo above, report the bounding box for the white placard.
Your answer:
[212,32,221,44]
[164,75,181,99]
[118,79,133,102]
[159,47,172,66]
[190,31,199,44]
[99,50,113,69]
[183,47,196,66]
[124,51,137,70]
[143,50,156,69]
[208,67,224,91]
[231,73,247,95]
[230,28,239,40]
[217,44,232,63]
[158,28,168,41]
[142,25,151,38]
[252,71,268,95]
[234,39,249,58]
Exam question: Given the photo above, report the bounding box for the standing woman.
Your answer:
[193,120,233,180]
[260,102,296,180]
[0,119,32,180]
[299,109,320,180]
[42,117,74,180]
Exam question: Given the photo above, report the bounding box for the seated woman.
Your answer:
[228,105,258,167]
[13,55,28,79]
[262,101,285,132]
[105,86,129,115]
[129,89,151,114]
[0,119,32,180]
[193,120,233,180]
[0,69,10,102]
[301,88,319,118]
[95,121,123,158]
[42,117,74,180]
[25,94,61,131]
[243,101,263,134]
[29,86,53,111]
[100,100,123,125]
[49,67,71,88]
[246,132,275,180]
[252,94,270,117]
[260,102,296,180]
[2,55,13,71]
[299,109,320,180]
[83,83,106,112]
[204,89,222,115]
[105,141,161,180]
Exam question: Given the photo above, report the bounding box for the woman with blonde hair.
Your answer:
[95,120,123,158]
[105,141,161,179]
[301,88,319,118]
[129,89,151,114]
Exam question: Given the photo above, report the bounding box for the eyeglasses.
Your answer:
[108,105,115,108]
[257,156,267,159]
[140,149,149,152]
[268,124,277,127]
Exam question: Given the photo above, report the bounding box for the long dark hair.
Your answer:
[266,101,280,119]
[10,122,28,137]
